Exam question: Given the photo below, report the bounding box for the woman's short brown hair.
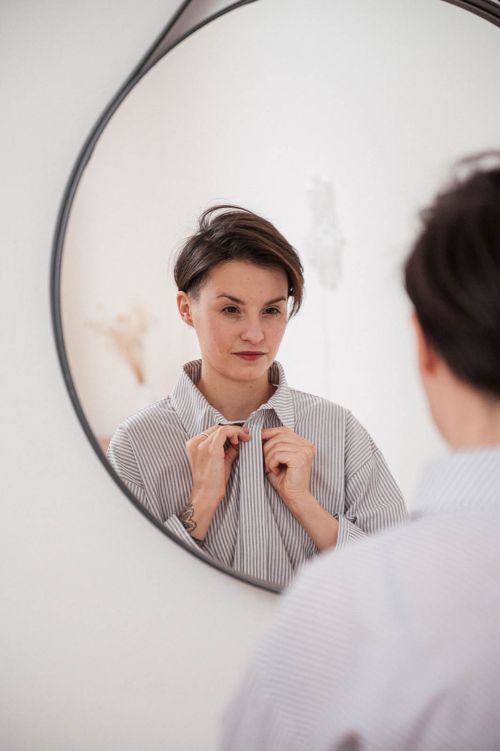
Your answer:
[174,205,304,316]
[405,152,500,396]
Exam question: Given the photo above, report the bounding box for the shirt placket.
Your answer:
[233,411,270,582]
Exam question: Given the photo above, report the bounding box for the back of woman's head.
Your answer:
[405,152,500,397]
[174,205,304,316]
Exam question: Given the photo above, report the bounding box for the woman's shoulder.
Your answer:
[110,396,182,441]
[288,388,376,453]
[107,397,189,480]
[288,387,350,421]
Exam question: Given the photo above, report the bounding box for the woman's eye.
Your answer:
[263,307,281,316]
[222,306,240,315]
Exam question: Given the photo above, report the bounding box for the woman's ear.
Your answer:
[412,312,438,376]
[177,291,194,327]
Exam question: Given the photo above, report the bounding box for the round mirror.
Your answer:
[52,0,500,592]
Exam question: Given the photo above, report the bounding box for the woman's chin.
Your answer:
[228,356,271,380]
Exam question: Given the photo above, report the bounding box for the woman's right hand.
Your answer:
[183,425,250,540]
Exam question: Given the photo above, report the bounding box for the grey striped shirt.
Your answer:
[221,447,500,749]
[107,360,406,587]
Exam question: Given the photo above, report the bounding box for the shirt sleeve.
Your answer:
[163,514,207,553]
[337,411,408,548]
[107,424,205,553]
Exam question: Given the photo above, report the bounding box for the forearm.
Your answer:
[178,489,219,542]
[288,494,340,551]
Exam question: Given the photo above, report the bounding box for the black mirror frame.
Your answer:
[50,0,500,596]
[443,0,500,27]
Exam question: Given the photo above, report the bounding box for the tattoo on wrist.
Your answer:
[178,500,203,541]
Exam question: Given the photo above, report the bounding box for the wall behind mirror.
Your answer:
[61,0,500,516]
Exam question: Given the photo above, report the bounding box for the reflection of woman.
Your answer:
[108,206,406,587]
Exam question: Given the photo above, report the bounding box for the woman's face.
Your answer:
[178,260,289,384]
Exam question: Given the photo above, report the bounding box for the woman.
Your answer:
[108,206,406,587]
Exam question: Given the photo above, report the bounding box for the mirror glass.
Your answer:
[59,0,500,589]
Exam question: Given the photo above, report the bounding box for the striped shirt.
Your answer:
[222,447,500,750]
[107,360,406,588]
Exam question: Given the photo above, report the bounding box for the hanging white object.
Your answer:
[304,175,345,292]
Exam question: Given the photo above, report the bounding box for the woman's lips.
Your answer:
[234,352,266,361]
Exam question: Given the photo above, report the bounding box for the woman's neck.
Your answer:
[435,371,500,449]
[196,363,276,421]
[448,397,500,449]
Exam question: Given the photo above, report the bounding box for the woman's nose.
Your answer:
[241,319,265,344]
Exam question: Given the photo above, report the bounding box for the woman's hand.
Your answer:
[261,427,315,511]
[262,426,339,551]
[183,425,250,540]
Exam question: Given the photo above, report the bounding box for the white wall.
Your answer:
[60,0,500,502]
[1,3,276,750]
[2,1,500,749]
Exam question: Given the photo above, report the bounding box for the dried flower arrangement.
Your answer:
[89,302,156,384]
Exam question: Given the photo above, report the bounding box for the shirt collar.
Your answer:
[170,359,295,439]
[412,446,500,517]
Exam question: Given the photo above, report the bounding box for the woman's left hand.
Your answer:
[261,427,316,511]
[262,427,340,551]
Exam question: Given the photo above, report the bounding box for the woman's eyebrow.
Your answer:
[216,294,287,305]
[216,294,245,304]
